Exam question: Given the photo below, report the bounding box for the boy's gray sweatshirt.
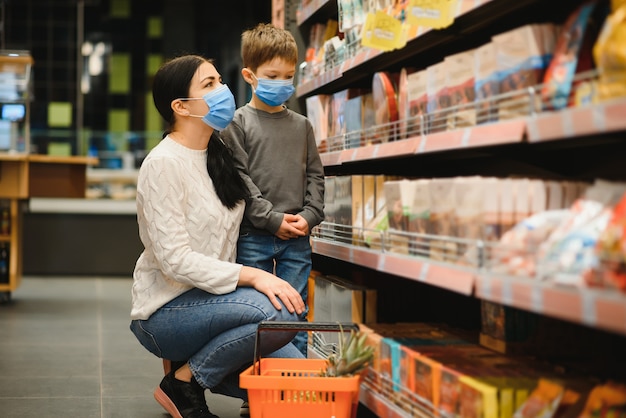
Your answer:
[222,104,325,235]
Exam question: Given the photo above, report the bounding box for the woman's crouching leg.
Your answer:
[188,288,303,392]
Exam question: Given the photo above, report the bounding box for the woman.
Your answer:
[130,55,305,418]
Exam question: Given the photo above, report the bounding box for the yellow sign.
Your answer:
[361,11,407,52]
[406,0,458,29]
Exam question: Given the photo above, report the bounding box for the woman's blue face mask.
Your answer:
[181,84,236,131]
[250,72,295,107]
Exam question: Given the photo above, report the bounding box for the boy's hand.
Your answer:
[275,214,306,240]
[289,215,310,235]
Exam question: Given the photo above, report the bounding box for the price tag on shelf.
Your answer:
[360,11,407,52]
[406,0,458,29]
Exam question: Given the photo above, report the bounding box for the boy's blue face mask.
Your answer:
[251,72,295,107]
[182,84,236,131]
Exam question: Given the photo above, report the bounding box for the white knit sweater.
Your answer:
[131,136,244,320]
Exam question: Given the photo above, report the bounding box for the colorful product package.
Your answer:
[542,1,599,110]
[406,69,429,138]
[305,94,330,152]
[474,41,500,124]
[406,179,432,258]
[445,49,477,130]
[371,71,399,143]
[344,95,364,149]
[579,381,626,418]
[586,189,626,292]
[493,24,558,120]
[397,67,416,140]
[429,178,458,262]
[593,1,626,101]
[426,61,450,133]
[459,375,500,418]
[454,176,486,260]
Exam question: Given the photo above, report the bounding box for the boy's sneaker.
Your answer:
[154,371,219,418]
[239,401,250,416]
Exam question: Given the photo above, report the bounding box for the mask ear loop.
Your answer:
[176,97,206,118]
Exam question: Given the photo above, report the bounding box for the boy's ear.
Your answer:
[241,68,255,84]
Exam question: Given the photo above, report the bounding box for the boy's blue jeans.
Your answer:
[130,287,303,401]
[237,233,312,356]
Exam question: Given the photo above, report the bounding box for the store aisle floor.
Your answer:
[0,277,243,418]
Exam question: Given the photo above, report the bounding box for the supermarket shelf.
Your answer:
[312,226,626,336]
[319,149,343,166]
[476,274,626,336]
[29,197,136,215]
[317,95,626,168]
[417,119,526,154]
[296,64,343,98]
[294,0,574,98]
[295,0,336,26]
[338,136,421,163]
[338,46,383,75]
[359,370,436,418]
[311,239,475,296]
[526,99,626,143]
[87,168,139,183]
[319,118,527,167]
[360,382,413,418]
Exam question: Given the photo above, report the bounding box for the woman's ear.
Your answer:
[171,99,189,116]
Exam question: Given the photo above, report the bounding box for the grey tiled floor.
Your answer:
[0,277,243,418]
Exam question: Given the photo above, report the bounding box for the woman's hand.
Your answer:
[238,266,305,314]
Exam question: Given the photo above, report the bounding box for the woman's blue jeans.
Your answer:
[130,287,304,400]
[236,234,312,356]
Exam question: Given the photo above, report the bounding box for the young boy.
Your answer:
[222,23,325,360]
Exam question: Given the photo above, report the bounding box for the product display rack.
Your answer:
[288,0,626,416]
[0,155,96,301]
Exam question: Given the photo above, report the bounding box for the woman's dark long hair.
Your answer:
[152,55,248,209]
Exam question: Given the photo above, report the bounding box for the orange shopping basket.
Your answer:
[239,321,362,418]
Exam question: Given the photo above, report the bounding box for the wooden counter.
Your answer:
[0,153,96,300]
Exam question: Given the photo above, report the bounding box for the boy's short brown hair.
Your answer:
[241,23,298,72]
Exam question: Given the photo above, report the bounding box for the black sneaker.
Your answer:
[154,371,219,418]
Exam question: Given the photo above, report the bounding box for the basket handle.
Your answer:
[252,320,360,375]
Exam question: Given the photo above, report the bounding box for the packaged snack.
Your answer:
[446,49,477,129]
[429,178,458,262]
[513,379,565,418]
[593,2,626,101]
[454,177,485,260]
[344,95,364,149]
[459,376,499,418]
[537,180,626,283]
[397,67,416,139]
[407,179,432,257]
[406,69,428,137]
[493,24,558,120]
[426,61,449,133]
[542,1,599,110]
[361,92,377,145]
[587,190,626,292]
[305,94,330,151]
[492,209,569,277]
[475,42,500,124]
[384,179,414,254]
[579,381,626,418]
[372,71,399,143]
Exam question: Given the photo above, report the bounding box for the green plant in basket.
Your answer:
[320,325,375,377]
